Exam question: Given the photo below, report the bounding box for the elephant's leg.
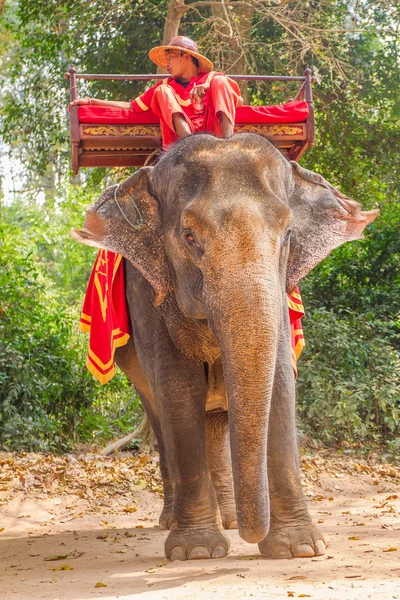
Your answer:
[137,394,174,530]
[155,349,229,561]
[258,324,326,559]
[115,341,173,529]
[205,410,237,530]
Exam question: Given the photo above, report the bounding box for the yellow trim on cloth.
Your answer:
[287,297,304,313]
[294,337,305,360]
[135,96,150,111]
[86,331,130,384]
[161,77,195,107]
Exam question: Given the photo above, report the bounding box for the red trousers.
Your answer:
[150,76,242,148]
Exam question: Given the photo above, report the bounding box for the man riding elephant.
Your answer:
[69,36,242,147]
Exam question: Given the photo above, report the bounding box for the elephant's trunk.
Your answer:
[205,260,281,543]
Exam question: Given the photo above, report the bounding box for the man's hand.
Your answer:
[68,97,92,112]
[190,83,209,102]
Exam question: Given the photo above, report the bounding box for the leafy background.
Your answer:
[0,0,399,453]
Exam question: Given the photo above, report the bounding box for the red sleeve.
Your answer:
[131,81,163,112]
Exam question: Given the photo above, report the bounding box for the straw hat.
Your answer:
[149,36,213,73]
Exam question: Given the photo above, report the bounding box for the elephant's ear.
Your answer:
[286,161,379,293]
[71,167,172,307]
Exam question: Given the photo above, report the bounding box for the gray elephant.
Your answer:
[72,134,378,561]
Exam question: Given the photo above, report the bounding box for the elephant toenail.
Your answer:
[226,519,238,530]
[169,546,187,561]
[294,543,314,557]
[272,545,292,559]
[212,544,227,558]
[314,539,326,556]
[188,545,210,560]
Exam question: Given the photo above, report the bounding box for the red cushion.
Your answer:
[78,100,308,125]
[78,106,160,124]
[236,101,308,124]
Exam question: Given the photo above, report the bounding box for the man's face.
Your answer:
[165,49,189,78]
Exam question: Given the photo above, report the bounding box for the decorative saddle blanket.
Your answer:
[80,250,305,384]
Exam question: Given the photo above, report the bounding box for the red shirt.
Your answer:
[131,71,223,118]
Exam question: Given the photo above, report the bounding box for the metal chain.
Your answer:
[113,184,143,230]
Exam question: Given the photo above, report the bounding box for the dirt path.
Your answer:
[1,450,399,599]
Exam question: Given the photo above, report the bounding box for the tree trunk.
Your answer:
[101,414,156,456]
[162,0,187,44]
[0,0,6,17]
[157,0,188,74]
[211,2,255,103]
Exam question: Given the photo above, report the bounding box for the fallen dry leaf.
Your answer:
[95,582,107,588]
[156,560,167,567]
[59,512,84,523]
[44,554,69,561]
[383,547,397,552]
[50,564,73,571]
[122,506,137,513]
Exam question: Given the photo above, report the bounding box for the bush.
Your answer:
[296,307,400,447]
[0,222,140,451]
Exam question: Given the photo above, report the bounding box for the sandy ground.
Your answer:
[0,450,399,600]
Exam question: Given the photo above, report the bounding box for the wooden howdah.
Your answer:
[65,68,316,175]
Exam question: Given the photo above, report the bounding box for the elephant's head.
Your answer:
[72,134,378,542]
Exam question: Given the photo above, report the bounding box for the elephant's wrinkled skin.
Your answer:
[72,134,378,561]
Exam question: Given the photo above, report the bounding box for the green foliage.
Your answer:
[4,187,99,304]
[0,219,140,452]
[302,201,400,335]
[297,308,400,446]
[77,392,143,446]
[0,221,90,450]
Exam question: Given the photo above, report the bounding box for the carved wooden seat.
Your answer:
[66,68,316,174]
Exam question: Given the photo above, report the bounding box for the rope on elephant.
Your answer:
[114,184,144,230]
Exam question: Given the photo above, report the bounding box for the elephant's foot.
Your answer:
[159,507,173,530]
[258,521,326,559]
[212,476,237,529]
[165,526,230,561]
[219,503,237,530]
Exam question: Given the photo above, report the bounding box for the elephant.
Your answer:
[72,133,378,561]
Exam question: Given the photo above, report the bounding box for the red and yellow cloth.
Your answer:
[80,251,305,384]
[288,287,305,377]
[79,250,130,384]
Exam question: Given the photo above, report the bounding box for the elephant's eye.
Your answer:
[186,233,200,248]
